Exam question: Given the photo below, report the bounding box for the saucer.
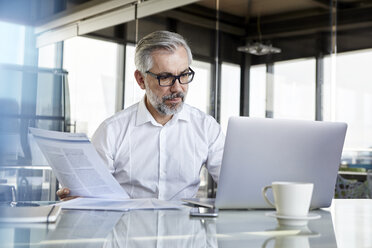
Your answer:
[272,225,321,237]
[266,212,321,226]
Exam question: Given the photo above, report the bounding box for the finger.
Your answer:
[57,188,70,196]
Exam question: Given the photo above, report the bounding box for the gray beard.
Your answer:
[145,87,186,116]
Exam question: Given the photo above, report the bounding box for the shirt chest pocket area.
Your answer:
[166,133,209,185]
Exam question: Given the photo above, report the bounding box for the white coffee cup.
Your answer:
[262,182,314,216]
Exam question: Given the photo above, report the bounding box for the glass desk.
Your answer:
[0,199,371,248]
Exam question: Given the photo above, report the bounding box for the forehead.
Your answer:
[150,46,189,73]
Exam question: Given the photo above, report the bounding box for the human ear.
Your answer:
[134,70,146,90]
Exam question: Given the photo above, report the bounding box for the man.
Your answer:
[58,31,224,200]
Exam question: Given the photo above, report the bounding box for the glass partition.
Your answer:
[186,60,212,114]
[220,62,241,133]
[0,21,25,65]
[324,49,372,169]
[273,58,316,120]
[249,64,267,118]
[0,64,68,201]
[124,44,144,108]
[63,36,124,138]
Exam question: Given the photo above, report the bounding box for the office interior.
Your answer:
[1,1,372,248]
[0,0,372,202]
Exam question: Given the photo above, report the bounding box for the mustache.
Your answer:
[162,92,185,101]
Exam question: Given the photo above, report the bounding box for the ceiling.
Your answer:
[1,0,372,59]
[1,0,369,26]
[196,0,330,19]
[191,0,372,52]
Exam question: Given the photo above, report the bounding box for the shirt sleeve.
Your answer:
[91,122,116,175]
[205,117,225,183]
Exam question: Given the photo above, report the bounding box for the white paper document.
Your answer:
[29,128,129,199]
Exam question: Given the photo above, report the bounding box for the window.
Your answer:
[249,64,267,117]
[38,44,56,68]
[124,44,144,108]
[187,60,211,114]
[249,59,316,120]
[273,58,316,120]
[324,49,372,151]
[0,21,25,65]
[220,62,241,133]
[63,37,124,137]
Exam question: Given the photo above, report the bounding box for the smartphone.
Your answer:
[190,207,218,217]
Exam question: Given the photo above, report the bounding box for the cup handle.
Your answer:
[262,237,275,248]
[262,185,276,208]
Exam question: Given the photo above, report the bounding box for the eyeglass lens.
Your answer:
[159,71,194,86]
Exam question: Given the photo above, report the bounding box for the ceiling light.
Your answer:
[237,42,281,56]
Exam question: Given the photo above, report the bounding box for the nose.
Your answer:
[169,78,183,93]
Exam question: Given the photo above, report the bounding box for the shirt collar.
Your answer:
[174,104,190,122]
[135,96,190,126]
[136,97,156,126]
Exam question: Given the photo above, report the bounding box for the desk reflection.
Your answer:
[216,210,337,248]
[261,225,320,248]
[1,207,338,248]
[103,209,217,248]
[42,210,124,248]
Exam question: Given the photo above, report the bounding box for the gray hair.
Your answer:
[135,30,193,73]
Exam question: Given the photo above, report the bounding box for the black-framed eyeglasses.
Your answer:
[145,67,195,87]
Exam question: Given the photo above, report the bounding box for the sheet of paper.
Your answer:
[29,128,129,199]
[58,198,185,211]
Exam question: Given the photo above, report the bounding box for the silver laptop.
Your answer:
[183,117,347,209]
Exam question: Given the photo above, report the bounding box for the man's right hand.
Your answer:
[56,188,79,201]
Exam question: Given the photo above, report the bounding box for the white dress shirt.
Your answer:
[91,97,224,200]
